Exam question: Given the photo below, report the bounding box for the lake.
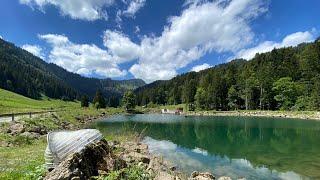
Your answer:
[92,114,320,179]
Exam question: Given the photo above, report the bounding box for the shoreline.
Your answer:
[182,110,320,120]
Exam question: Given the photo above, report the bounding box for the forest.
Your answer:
[0,39,145,104]
[135,38,320,111]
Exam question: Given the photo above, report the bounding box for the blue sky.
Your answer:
[0,0,319,83]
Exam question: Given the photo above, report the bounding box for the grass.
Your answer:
[0,88,79,114]
[0,88,128,179]
[0,139,47,180]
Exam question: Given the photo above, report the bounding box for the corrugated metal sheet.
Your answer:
[45,129,103,169]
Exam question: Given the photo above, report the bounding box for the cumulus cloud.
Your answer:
[103,30,141,63]
[19,0,113,21]
[102,0,268,82]
[123,0,146,17]
[39,34,127,78]
[191,63,212,72]
[21,44,45,59]
[235,30,316,60]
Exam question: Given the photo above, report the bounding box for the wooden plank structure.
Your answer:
[44,129,103,169]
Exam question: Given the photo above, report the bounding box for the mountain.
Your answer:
[135,39,320,111]
[0,38,145,101]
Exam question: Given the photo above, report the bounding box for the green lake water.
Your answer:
[93,114,320,180]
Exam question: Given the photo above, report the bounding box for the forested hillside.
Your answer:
[0,39,145,102]
[135,39,320,111]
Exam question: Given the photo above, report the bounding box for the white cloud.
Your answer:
[21,44,45,59]
[123,0,146,17]
[191,63,212,72]
[102,0,268,82]
[19,0,113,21]
[103,30,141,63]
[235,30,316,60]
[39,34,127,78]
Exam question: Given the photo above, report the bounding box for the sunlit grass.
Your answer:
[0,88,79,114]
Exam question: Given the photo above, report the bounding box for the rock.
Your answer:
[155,171,178,180]
[191,171,200,178]
[44,139,126,180]
[218,176,232,180]
[170,166,177,171]
[7,122,25,135]
[29,126,47,135]
[123,152,150,164]
[190,171,215,180]
[20,132,41,139]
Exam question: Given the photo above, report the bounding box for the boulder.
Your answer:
[7,122,25,135]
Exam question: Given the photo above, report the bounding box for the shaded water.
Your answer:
[93,114,320,179]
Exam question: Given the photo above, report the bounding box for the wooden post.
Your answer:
[12,113,14,121]
[29,112,32,118]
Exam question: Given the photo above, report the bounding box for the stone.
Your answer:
[170,166,177,171]
[126,152,150,164]
[20,132,41,139]
[29,126,47,135]
[190,171,215,180]
[7,122,25,135]
[155,171,176,180]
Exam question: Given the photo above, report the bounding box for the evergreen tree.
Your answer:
[93,90,106,109]
[227,85,240,110]
[81,95,89,107]
[122,91,136,111]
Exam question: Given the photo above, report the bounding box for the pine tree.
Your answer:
[122,91,136,111]
[81,95,89,107]
[93,90,106,109]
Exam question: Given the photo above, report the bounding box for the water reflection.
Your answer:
[94,114,320,179]
[143,137,304,180]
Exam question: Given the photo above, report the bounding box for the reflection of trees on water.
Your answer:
[95,116,320,178]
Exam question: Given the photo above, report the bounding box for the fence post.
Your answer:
[29,112,32,118]
[12,113,14,121]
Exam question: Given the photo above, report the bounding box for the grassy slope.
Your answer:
[0,88,79,114]
[0,88,126,179]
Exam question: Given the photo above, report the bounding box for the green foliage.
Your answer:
[227,85,240,110]
[195,87,207,110]
[272,77,298,110]
[25,165,46,180]
[135,40,320,111]
[122,91,136,111]
[81,95,89,107]
[93,90,106,109]
[101,164,150,180]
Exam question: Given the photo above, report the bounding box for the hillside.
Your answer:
[135,39,320,111]
[0,88,78,114]
[0,39,145,101]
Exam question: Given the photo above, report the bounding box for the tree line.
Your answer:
[135,39,320,111]
[81,89,136,111]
